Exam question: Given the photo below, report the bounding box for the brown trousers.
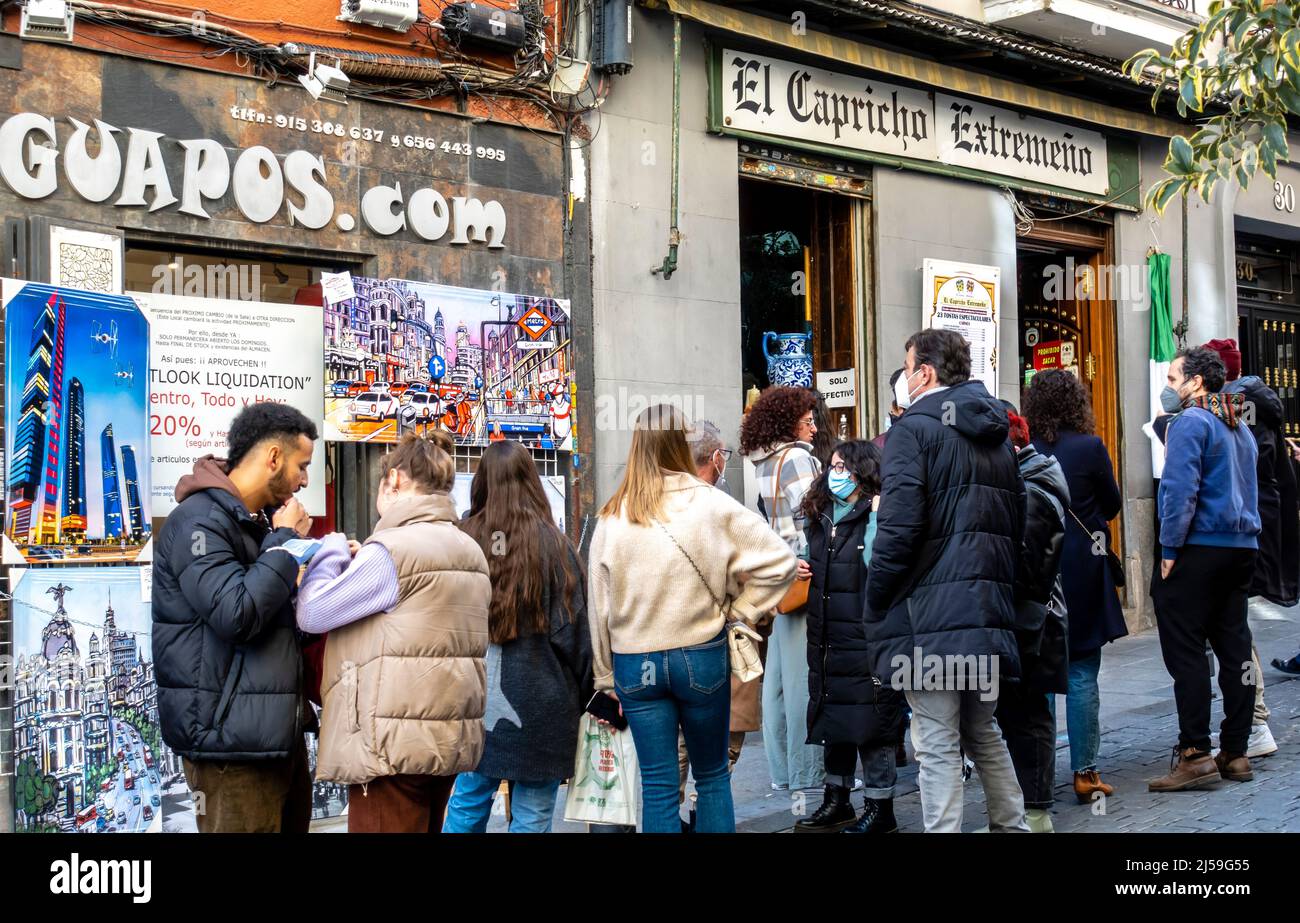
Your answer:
[347,774,457,833]
[181,738,312,833]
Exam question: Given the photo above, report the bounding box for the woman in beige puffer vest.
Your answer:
[297,430,491,833]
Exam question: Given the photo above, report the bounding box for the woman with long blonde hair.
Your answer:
[589,404,797,832]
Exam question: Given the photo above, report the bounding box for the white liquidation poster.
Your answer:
[451,472,566,529]
[923,259,1000,398]
[138,293,326,516]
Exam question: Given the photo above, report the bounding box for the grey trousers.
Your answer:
[905,688,1029,833]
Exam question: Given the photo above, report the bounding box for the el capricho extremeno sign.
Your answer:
[722,50,1110,197]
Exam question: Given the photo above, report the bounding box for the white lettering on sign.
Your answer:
[0,112,508,247]
[816,368,856,409]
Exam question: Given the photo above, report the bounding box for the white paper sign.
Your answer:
[141,293,327,516]
[320,271,357,306]
[923,259,1000,398]
[816,369,857,408]
[139,564,152,603]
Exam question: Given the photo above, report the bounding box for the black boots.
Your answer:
[842,797,898,834]
[794,784,855,832]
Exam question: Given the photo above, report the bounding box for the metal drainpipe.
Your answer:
[1181,195,1189,343]
[652,15,682,280]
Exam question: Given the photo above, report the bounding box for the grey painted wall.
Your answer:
[872,169,1021,416]
[586,12,744,505]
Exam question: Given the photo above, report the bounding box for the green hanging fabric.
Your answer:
[1148,251,1175,477]
[1149,252,1175,363]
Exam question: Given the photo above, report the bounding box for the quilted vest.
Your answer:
[316,492,491,784]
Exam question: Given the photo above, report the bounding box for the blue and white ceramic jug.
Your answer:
[763,331,813,388]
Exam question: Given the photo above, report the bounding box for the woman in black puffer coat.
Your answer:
[793,440,904,835]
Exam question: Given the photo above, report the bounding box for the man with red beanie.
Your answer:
[1202,338,1295,756]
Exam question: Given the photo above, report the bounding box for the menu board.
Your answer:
[923,259,1000,397]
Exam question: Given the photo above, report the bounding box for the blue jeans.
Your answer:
[441,771,561,833]
[1049,648,1102,773]
[613,632,734,833]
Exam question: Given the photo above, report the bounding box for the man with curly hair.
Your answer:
[1149,348,1261,793]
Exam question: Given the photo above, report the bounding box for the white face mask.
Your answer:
[894,368,923,410]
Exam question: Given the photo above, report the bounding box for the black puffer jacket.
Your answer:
[864,379,1025,685]
[153,458,305,760]
[805,497,905,748]
[1226,375,1299,606]
[1013,445,1070,694]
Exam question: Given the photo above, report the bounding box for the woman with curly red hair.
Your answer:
[740,386,825,793]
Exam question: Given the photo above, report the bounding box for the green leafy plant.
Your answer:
[14,757,58,828]
[1125,0,1298,212]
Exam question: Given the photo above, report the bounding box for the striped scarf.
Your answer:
[1188,391,1245,429]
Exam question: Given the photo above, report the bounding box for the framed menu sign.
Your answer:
[923,259,1000,397]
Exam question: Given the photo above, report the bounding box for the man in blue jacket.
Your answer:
[153,402,318,832]
[1149,347,1261,793]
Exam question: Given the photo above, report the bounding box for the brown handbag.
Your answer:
[768,446,811,614]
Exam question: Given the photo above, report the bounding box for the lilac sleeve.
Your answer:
[295,534,401,634]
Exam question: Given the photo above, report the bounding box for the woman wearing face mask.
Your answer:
[793,440,905,833]
[1023,369,1127,805]
[740,386,825,793]
[871,369,907,450]
[296,431,492,833]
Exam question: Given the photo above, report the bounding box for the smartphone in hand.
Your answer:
[584,691,628,730]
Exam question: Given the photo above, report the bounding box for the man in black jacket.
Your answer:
[865,329,1028,833]
[153,403,318,832]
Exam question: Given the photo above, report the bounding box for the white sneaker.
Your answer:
[851,778,863,792]
[1247,723,1278,758]
[770,782,789,791]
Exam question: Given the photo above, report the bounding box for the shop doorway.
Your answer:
[738,177,869,442]
[1235,233,1300,437]
[1016,220,1124,557]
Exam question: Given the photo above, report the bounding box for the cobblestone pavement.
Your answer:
[312,602,1298,833]
[729,602,1300,834]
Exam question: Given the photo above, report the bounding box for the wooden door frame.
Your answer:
[1017,220,1126,566]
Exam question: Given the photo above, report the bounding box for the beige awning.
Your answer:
[655,0,1184,137]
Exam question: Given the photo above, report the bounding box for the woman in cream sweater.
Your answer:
[589,404,797,833]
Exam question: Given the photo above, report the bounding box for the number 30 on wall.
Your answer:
[1274,180,1296,213]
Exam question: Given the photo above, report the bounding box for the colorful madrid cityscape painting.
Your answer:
[10,566,178,833]
[322,278,573,449]
[3,281,152,564]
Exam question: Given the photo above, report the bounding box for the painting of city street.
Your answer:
[3,281,152,564]
[322,278,573,448]
[10,566,177,833]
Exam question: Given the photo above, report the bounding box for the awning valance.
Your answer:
[655,0,1184,138]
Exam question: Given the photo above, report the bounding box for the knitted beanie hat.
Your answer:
[1202,338,1242,382]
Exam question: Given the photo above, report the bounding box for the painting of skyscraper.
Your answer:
[120,444,147,540]
[101,425,124,540]
[61,378,87,540]
[3,281,150,563]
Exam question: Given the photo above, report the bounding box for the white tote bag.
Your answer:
[563,713,641,827]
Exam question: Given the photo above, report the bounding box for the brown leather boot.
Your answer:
[1073,769,1114,804]
[1148,747,1221,792]
[1213,750,1254,782]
